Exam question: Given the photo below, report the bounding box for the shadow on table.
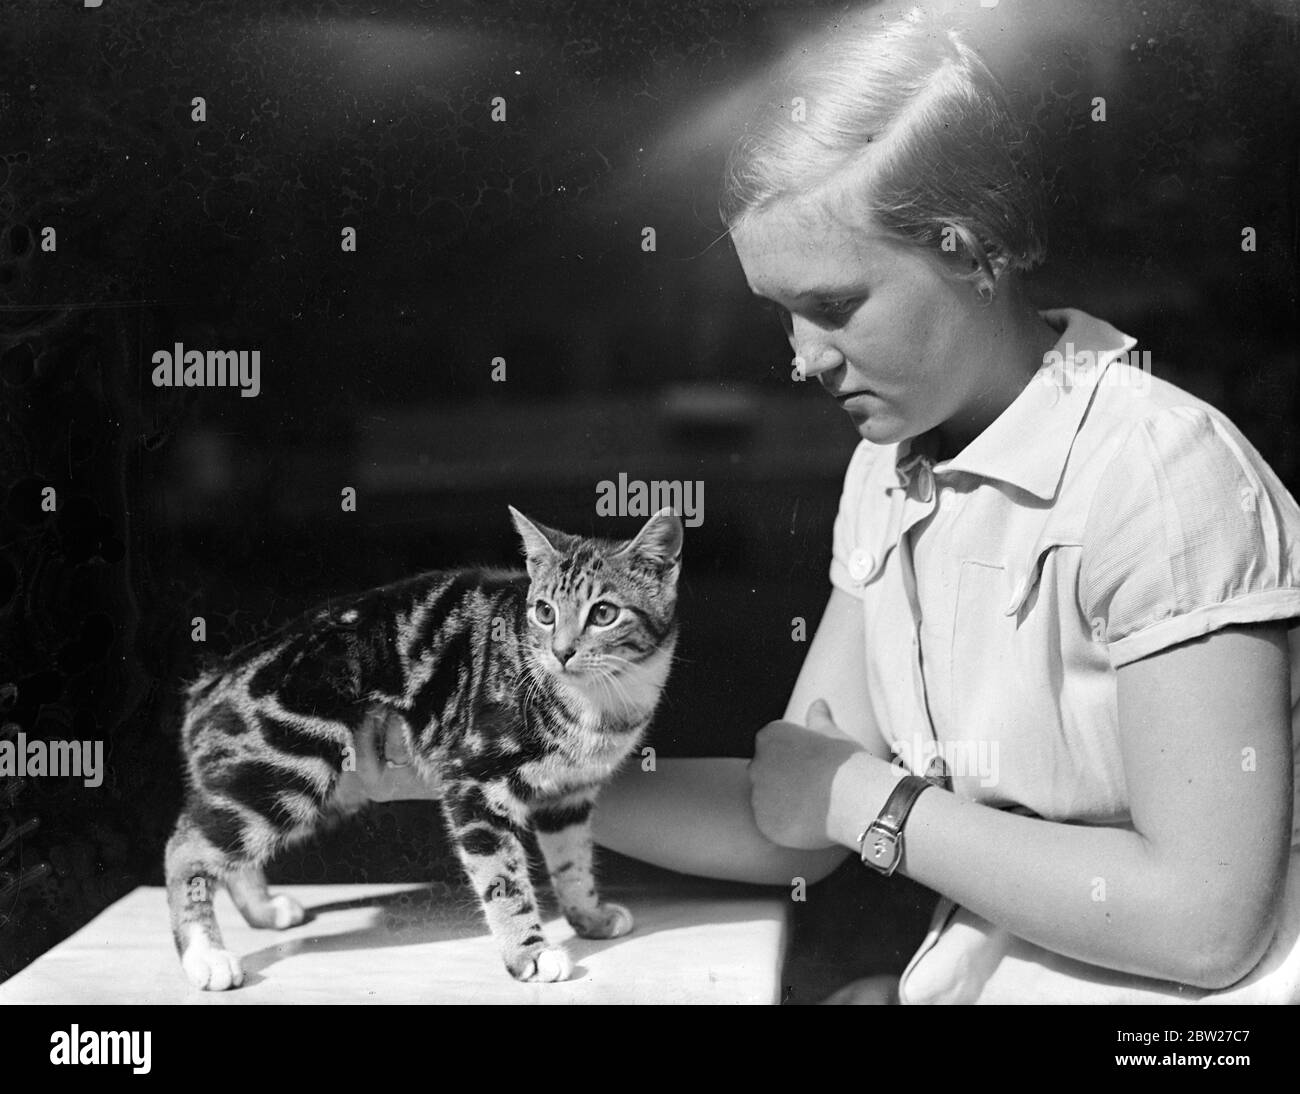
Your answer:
[239,878,779,984]
[257,847,938,1001]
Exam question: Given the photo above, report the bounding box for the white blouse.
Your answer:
[829,307,1300,1003]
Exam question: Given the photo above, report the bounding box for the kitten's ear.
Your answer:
[616,507,683,573]
[508,506,566,570]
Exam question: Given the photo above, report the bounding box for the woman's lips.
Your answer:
[835,389,876,403]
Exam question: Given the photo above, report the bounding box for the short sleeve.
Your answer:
[829,440,882,598]
[1079,405,1300,668]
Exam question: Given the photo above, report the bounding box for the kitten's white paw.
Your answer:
[182,943,245,991]
[511,946,573,983]
[269,893,306,929]
[571,902,634,940]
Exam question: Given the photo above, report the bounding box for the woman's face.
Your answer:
[731,195,1013,452]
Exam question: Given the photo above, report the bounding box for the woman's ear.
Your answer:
[974,253,1009,303]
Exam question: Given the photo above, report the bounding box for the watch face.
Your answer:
[861,825,901,873]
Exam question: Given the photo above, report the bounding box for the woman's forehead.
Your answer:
[733,207,900,296]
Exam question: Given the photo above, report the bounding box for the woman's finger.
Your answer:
[353,708,387,777]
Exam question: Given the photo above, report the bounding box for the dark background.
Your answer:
[0,0,1295,1001]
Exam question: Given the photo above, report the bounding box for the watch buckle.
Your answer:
[858,823,902,875]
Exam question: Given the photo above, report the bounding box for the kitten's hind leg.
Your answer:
[227,865,306,930]
[164,813,246,991]
[533,797,633,940]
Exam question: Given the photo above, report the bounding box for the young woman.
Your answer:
[350,7,1300,1003]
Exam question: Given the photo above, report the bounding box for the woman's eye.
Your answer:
[534,600,555,625]
[588,602,619,627]
[818,297,861,323]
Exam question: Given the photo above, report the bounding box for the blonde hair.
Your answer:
[719,6,1047,293]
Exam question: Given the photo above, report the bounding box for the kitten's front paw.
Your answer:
[181,944,246,991]
[569,902,634,940]
[267,893,306,929]
[508,946,573,983]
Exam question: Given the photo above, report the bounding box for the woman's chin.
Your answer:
[847,407,900,443]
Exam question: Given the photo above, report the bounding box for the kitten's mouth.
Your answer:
[553,663,621,686]
[560,662,624,678]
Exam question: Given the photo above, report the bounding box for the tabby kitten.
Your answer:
[165,506,681,990]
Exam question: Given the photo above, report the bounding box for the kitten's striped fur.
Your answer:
[165,506,681,989]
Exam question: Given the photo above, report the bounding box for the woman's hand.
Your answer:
[749,699,882,850]
[334,708,444,806]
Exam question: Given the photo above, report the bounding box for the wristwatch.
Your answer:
[857,773,938,876]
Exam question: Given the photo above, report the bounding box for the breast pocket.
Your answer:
[951,533,1080,679]
[947,541,1079,805]
[945,559,1027,799]
[950,560,1016,701]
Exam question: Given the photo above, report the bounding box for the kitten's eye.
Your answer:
[534,600,555,626]
[587,602,619,628]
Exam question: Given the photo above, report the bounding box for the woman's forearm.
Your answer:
[348,719,850,886]
[593,757,849,885]
[828,755,1281,990]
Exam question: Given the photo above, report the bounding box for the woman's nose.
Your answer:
[791,317,843,379]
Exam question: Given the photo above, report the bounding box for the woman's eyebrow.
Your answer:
[749,283,857,301]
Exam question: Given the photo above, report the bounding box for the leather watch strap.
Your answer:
[874,773,933,834]
[857,773,937,875]
[921,755,952,791]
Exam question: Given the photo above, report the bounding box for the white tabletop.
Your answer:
[0,871,789,1004]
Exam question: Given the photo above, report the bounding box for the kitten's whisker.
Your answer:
[593,668,617,710]
[596,665,634,712]
[600,670,626,712]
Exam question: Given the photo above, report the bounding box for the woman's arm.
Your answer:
[799,621,1293,990]
[591,587,889,883]
[591,757,845,884]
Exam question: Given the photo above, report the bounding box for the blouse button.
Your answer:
[908,460,934,504]
[848,548,875,582]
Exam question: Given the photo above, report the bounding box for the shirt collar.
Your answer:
[893,307,1138,502]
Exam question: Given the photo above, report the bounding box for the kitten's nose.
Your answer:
[553,644,577,667]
